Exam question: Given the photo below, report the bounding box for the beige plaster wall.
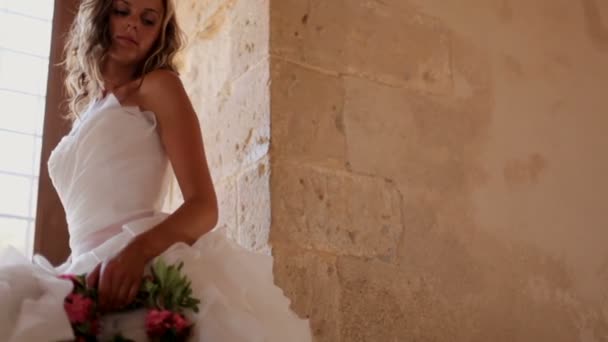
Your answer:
[173,0,272,254]
[270,0,608,341]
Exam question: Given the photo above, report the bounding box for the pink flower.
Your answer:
[146,309,173,336]
[172,312,191,334]
[59,274,79,283]
[64,293,94,324]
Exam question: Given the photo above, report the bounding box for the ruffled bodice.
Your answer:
[48,94,171,254]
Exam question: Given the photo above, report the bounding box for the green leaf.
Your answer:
[111,334,136,342]
[145,258,201,313]
[75,323,90,334]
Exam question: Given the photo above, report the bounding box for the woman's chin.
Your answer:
[107,51,141,67]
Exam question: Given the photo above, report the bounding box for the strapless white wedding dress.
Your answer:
[0,94,311,341]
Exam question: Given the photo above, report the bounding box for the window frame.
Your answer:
[33,0,79,265]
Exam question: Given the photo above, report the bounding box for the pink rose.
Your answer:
[58,274,79,283]
[172,312,191,334]
[64,293,94,324]
[146,309,173,336]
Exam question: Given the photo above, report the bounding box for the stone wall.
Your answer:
[270,0,608,341]
[174,0,272,254]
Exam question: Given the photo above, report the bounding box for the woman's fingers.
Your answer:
[98,263,113,311]
[115,279,132,309]
[91,253,147,311]
[108,274,125,310]
[86,263,101,289]
[126,280,140,307]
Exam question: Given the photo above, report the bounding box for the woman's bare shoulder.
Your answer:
[139,69,183,101]
[137,69,194,120]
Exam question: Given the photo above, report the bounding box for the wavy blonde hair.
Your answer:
[62,0,185,120]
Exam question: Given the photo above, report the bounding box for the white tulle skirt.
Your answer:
[0,214,312,342]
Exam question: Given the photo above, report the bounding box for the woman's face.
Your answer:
[107,0,164,67]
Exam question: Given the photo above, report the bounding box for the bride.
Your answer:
[0,0,312,341]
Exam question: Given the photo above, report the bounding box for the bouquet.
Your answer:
[60,259,200,342]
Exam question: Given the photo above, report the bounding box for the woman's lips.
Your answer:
[116,36,138,46]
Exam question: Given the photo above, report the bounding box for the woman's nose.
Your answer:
[125,17,138,32]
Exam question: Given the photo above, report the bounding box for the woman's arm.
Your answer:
[93,70,218,311]
[129,69,219,261]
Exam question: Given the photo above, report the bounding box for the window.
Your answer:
[0,1,55,256]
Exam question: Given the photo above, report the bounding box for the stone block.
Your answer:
[237,156,271,254]
[271,0,452,92]
[202,61,270,182]
[212,177,238,241]
[342,76,418,187]
[177,0,268,104]
[176,0,234,109]
[343,75,490,197]
[271,59,347,168]
[273,244,340,342]
[229,0,269,78]
[270,163,403,259]
[337,257,458,342]
[176,0,270,182]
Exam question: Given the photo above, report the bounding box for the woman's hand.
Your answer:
[86,243,147,312]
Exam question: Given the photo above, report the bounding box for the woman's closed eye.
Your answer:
[113,8,129,16]
[142,18,156,26]
[112,9,156,27]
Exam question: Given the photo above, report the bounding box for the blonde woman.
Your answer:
[0,0,312,341]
